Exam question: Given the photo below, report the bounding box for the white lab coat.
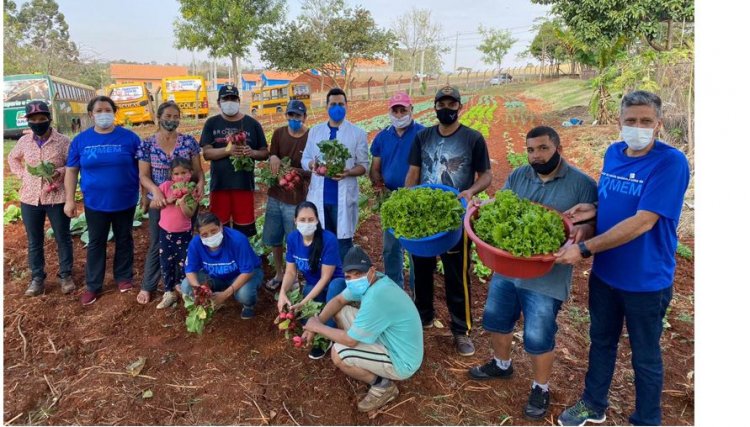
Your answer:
[302,120,369,239]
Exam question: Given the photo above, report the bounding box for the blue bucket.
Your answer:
[388,183,468,257]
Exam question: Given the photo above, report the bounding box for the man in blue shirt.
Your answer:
[302,246,423,413]
[467,126,598,420]
[555,91,691,426]
[369,91,425,293]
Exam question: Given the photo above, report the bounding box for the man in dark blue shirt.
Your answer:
[369,91,425,294]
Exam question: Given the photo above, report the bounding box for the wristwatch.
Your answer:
[578,241,592,258]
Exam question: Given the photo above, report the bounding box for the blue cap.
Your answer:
[286,100,307,115]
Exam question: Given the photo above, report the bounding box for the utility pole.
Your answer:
[453,32,459,73]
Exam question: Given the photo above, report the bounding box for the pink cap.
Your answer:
[389,91,412,108]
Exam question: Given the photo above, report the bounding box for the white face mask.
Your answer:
[297,222,317,237]
[389,113,411,129]
[94,112,115,128]
[201,231,223,248]
[620,126,655,151]
[220,101,240,116]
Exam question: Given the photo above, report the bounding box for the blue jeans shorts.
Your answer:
[261,196,297,247]
[482,274,563,355]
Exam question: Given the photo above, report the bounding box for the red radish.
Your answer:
[279,178,288,186]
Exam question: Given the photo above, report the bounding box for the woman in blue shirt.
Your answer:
[277,201,346,359]
[64,96,141,306]
[181,212,264,319]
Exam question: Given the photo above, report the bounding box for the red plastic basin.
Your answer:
[464,203,574,279]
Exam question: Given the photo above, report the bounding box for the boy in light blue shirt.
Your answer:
[302,246,423,413]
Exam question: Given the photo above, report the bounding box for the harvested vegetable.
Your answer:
[380,187,464,239]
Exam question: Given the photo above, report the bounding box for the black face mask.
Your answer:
[29,121,51,137]
[436,108,459,125]
[530,149,561,175]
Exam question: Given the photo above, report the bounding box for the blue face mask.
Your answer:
[288,118,303,132]
[345,275,370,301]
[328,105,346,122]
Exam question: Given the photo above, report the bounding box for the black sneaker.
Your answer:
[468,358,513,380]
[308,339,333,360]
[525,385,550,419]
[557,399,606,426]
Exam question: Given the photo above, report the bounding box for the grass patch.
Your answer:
[521,78,591,111]
[676,242,693,260]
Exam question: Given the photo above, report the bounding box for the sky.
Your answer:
[46,0,551,72]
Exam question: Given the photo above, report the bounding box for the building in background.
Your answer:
[109,63,189,94]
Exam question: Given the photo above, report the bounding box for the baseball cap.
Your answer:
[343,246,373,273]
[435,85,461,103]
[286,100,307,115]
[389,91,412,108]
[218,84,240,100]
[24,101,51,118]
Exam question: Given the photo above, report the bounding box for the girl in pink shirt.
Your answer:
[154,158,198,308]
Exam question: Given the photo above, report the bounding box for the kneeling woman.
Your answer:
[277,201,346,359]
[181,212,263,318]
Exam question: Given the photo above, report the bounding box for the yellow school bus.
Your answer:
[107,82,156,125]
[250,82,311,116]
[161,76,208,118]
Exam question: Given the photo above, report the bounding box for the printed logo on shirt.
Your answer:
[292,255,310,273]
[202,261,239,276]
[598,171,643,199]
[83,144,123,160]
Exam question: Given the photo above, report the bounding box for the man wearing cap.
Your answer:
[200,84,269,237]
[8,101,76,296]
[302,246,423,412]
[302,88,369,261]
[404,85,492,357]
[262,100,312,291]
[369,91,425,294]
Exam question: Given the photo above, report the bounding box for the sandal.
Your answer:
[136,290,151,305]
[264,277,283,291]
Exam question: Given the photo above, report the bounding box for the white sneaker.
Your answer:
[156,291,178,309]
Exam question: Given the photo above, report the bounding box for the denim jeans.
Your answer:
[20,202,73,280]
[261,196,297,247]
[482,274,563,354]
[141,207,162,292]
[382,230,415,296]
[303,277,346,328]
[180,268,264,311]
[582,273,673,426]
[84,205,136,292]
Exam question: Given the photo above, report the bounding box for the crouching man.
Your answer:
[302,246,424,412]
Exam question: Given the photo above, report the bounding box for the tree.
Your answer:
[258,0,395,93]
[526,18,568,77]
[531,0,694,52]
[4,0,81,77]
[477,25,516,74]
[392,47,442,74]
[173,0,284,87]
[391,8,447,88]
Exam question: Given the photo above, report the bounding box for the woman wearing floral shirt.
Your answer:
[136,101,205,304]
[7,101,75,297]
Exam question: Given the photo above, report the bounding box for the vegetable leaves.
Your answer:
[381,187,464,239]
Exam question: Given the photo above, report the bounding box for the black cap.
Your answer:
[286,100,307,115]
[435,85,461,103]
[343,246,373,273]
[24,100,51,118]
[218,84,240,100]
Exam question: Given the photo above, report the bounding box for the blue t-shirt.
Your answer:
[370,121,425,190]
[343,274,424,379]
[185,227,261,284]
[323,125,339,205]
[66,126,140,212]
[592,141,690,292]
[285,229,344,285]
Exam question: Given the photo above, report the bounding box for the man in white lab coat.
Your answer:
[302,88,369,261]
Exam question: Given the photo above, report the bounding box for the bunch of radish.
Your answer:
[314,139,350,177]
[274,288,328,350]
[26,161,60,194]
[171,178,198,210]
[257,157,304,192]
[184,282,215,334]
[278,169,302,192]
[218,130,254,172]
[194,283,213,305]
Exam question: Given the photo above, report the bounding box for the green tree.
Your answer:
[527,18,568,76]
[173,0,284,87]
[531,0,694,51]
[477,25,516,74]
[258,0,395,93]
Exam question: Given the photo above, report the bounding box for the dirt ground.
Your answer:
[3,84,694,425]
